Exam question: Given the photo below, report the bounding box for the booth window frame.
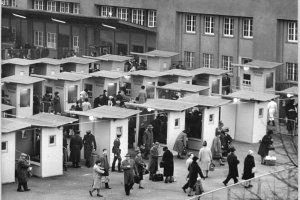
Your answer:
[174,118,180,128]
[258,108,264,118]
[49,135,56,146]
[1,141,8,152]
[209,114,214,124]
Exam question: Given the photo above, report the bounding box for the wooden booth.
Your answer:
[158,69,193,86]
[60,57,98,74]
[29,58,66,76]
[1,58,40,78]
[1,75,45,117]
[231,60,282,93]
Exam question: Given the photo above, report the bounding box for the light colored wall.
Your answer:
[76,64,89,73]
[159,57,172,71]
[202,107,219,148]
[112,61,126,71]
[99,61,113,71]
[252,102,268,143]
[167,111,185,150]
[1,132,16,183]
[16,84,33,117]
[220,103,237,139]
[235,102,254,143]
[45,64,61,76]
[64,81,81,111]
[110,119,129,162]
[209,75,221,95]
[147,57,160,71]
[79,116,94,159]
[15,65,30,76]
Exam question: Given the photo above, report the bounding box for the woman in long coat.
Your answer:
[122,153,137,196]
[53,91,61,114]
[69,131,83,168]
[173,130,187,159]
[89,160,105,197]
[258,130,273,164]
[198,141,212,178]
[162,147,174,183]
[188,156,205,197]
[134,150,146,189]
[242,150,255,188]
[16,153,31,192]
[211,133,224,166]
[148,142,159,180]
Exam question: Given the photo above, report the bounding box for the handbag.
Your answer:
[134,175,140,184]
[159,161,164,168]
[268,144,275,151]
[209,162,215,171]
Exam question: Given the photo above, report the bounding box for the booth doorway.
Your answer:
[185,107,203,139]
[107,83,117,96]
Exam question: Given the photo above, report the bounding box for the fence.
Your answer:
[187,167,298,200]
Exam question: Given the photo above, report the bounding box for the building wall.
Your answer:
[252,102,268,143]
[76,63,89,73]
[1,132,16,183]
[45,64,61,76]
[16,84,33,117]
[110,119,129,162]
[166,111,185,150]
[15,65,30,76]
[202,107,219,148]
[220,104,237,139]
[235,102,254,143]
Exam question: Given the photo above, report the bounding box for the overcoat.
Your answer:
[92,164,104,189]
[53,95,61,114]
[173,131,187,153]
[211,136,222,159]
[83,133,97,159]
[112,138,121,156]
[16,158,30,183]
[134,155,146,181]
[198,146,212,171]
[258,134,273,157]
[188,161,204,188]
[242,154,255,180]
[148,146,159,174]
[121,159,136,184]
[162,149,174,176]
[70,134,83,162]
[137,89,147,104]
[227,152,240,177]
[143,129,153,150]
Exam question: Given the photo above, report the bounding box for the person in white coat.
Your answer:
[198,141,212,178]
[267,99,277,126]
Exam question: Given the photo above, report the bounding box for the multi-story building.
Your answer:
[1,0,297,90]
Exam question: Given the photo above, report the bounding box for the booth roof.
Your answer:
[191,68,229,76]
[276,86,298,96]
[62,57,98,64]
[231,60,283,69]
[129,70,163,77]
[1,58,41,66]
[31,72,91,81]
[95,54,132,62]
[179,94,231,107]
[68,105,141,119]
[1,104,15,112]
[2,118,31,133]
[159,83,209,92]
[1,75,45,84]
[130,50,179,58]
[36,57,68,65]
[90,70,128,79]
[226,90,279,102]
[160,69,193,77]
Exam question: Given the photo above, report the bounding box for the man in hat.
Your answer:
[143,124,154,160]
[223,146,240,186]
[53,91,61,114]
[121,153,137,196]
[148,142,160,180]
[16,153,31,192]
[112,133,122,172]
[220,127,232,157]
[70,130,83,168]
[83,130,97,168]
[222,73,231,95]
[99,149,111,189]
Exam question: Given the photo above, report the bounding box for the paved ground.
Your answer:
[2,129,295,200]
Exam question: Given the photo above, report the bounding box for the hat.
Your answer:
[54,91,59,94]
[86,130,91,134]
[163,146,168,151]
[192,156,199,161]
[147,124,154,128]
[187,152,194,157]
[230,146,236,152]
[248,150,253,155]
[125,153,131,157]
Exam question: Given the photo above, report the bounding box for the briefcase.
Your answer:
[152,173,163,182]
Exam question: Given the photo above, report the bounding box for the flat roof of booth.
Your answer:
[158,83,209,93]
[129,70,163,78]
[276,86,298,96]
[1,58,41,66]
[2,118,31,133]
[130,50,179,58]
[90,70,127,79]
[1,75,45,84]
[95,54,132,62]
[37,57,67,65]
[180,94,231,107]
[31,72,91,81]
[62,57,98,64]
[160,69,193,77]
[191,68,229,76]
[231,60,283,69]
[226,90,279,102]
[1,104,15,112]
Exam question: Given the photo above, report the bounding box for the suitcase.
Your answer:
[265,156,276,166]
[195,180,204,195]
[152,173,164,182]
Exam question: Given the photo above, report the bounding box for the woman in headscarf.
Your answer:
[242,150,255,188]
[187,156,205,197]
[173,130,187,159]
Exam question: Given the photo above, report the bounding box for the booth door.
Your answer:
[17,86,32,117]
[65,84,78,111]
[211,79,220,94]
[107,83,117,96]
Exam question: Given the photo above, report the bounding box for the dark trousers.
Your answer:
[124,183,134,195]
[85,156,91,168]
[183,181,189,189]
[143,148,150,159]
[112,154,121,171]
[72,162,80,168]
[223,174,238,185]
[18,182,28,190]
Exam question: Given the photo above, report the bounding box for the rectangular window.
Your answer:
[11,0,16,7]
[11,27,16,42]
[47,1,56,12]
[116,126,123,136]
[186,14,196,33]
[21,130,27,139]
[2,0,9,6]
[20,89,31,107]
[148,10,157,27]
[34,31,43,47]
[73,36,79,52]
[101,6,113,17]
[243,18,253,38]
[117,8,128,21]
[34,0,43,10]
[47,32,56,49]
[224,17,234,37]
[203,53,214,68]
[204,16,215,35]
[68,85,78,103]
[65,2,70,13]
[132,9,145,25]
[174,118,180,128]
[222,56,233,70]
[2,141,8,152]
[286,63,298,81]
[73,3,80,14]
[243,74,251,85]
[60,2,65,12]
[209,114,214,124]
[49,135,56,146]
[265,72,274,89]
[184,51,195,69]
[258,108,264,118]
[288,22,298,42]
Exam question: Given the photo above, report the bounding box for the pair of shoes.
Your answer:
[105,187,112,189]
[164,180,168,183]
[96,194,103,197]
[182,187,186,193]
[89,190,93,197]
[139,186,144,189]
[17,189,24,192]
[24,189,31,192]
[223,181,227,186]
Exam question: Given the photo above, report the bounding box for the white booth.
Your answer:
[159,69,193,86]
[1,58,40,78]
[60,57,98,74]
[30,58,66,76]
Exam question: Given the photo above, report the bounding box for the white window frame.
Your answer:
[224,17,234,37]
[60,2,65,12]
[11,0,16,7]
[243,73,251,85]
[47,32,56,49]
[258,108,264,118]
[47,1,56,12]
[174,118,180,128]
[49,135,56,146]
[34,0,43,10]
[184,51,195,69]
[243,18,253,39]
[2,141,8,152]
[203,53,214,68]
[286,62,298,81]
[222,56,233,71]
[204,16,215,35]
[186,14,196,33]
[148,10,157,27]
[117,8,128,21]
[101,6,113,17]
[73,36,79,52]
[288,22,298,42]
[34,31,43,47]
[73,3,80,14]
[132,9,145,25]
[2,0,9,6]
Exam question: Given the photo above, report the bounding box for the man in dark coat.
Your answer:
[222,73,231,95]
[148,142,159,180]
[121,153,137,196]
[112,133,122,172]
[53,91,61,114]
[70,130,83,168]
[242,150,255,188]
[161,146,174,183]
[99,148,111,189]
[187,156,205,196]
[258,130,273,164]
[83,130,97,168]
[223,146,240,186]
[93,94,103,108]
[143,124,154,159]
[16,153,31,192]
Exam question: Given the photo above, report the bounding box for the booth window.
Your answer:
[242,74,251,85]
[20,89,30,107]
[2,141,8,152]
[116,127,123,136]
[49,135,56,146]
[21,130,27,139]
[209,114,214,124]
[174,118,180,128]
[146,82,155,98]
[266,72,274,89]
[68,85,78,103]
[85,84,93,98]
[20,71,25,76]
[258,108,264,118]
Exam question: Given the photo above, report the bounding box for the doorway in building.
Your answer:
[107,83,117,96]
[117,43,128,55]
[185,107,203,140]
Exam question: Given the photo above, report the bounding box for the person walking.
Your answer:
[187,156,205,197]
[267,99,277,126]
[258,130,274,164]
[16,153,31,192]
[161,146,174,183]
[70,130,83,168]
[173,130,187,159]
[148,142,159,180]
[211,132,224,166]
[198,141,212,178]
[53,91,61,114]
[121,153,137,196]
[223,146,240,186]
[137,85,147,104]
[83,130,97,168]
[112,133,122,172]
[134,150,146,189]
[182,152,194,193]
[142,124,154,160]
[221,127,232,157]
[89,160,105,197]
[242,150,255,188]
[99,149,112,189]
[222,73,231,95]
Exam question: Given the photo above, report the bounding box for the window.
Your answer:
[148,10,157,27]
[47,32,56,49]
[47,1,56,12]
[2,0,8,6]
[286,63,298,81]
[34,31,43,47]
[222,56,233,70]
[174,118,180,128]
[288,22,297,42]
[243,18,253,38]
[85,84,93,98]
[11,27,16,42]
[49,135,56,146]
[116,126,123,136]
[184,51,194,69]
[243,74,251,85]
[224,17,234,37]
[73,36,79,52]
[73,3,80,14]
[2,141,8,152]
[132,9,145,25]
[101,6,113,17]
[11,0,16,7]
[258,108,264,118]
[68,85,78,103]
[20,89,30,107]
[266,72,274,89]
[186,14,196,33]
[34,0,43,10]
[209,114,214,124]
[60,2,65,12]
[204,16,215,35]
[21,130,27,139]
[203,53,214,68]
[117,8,128,21]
